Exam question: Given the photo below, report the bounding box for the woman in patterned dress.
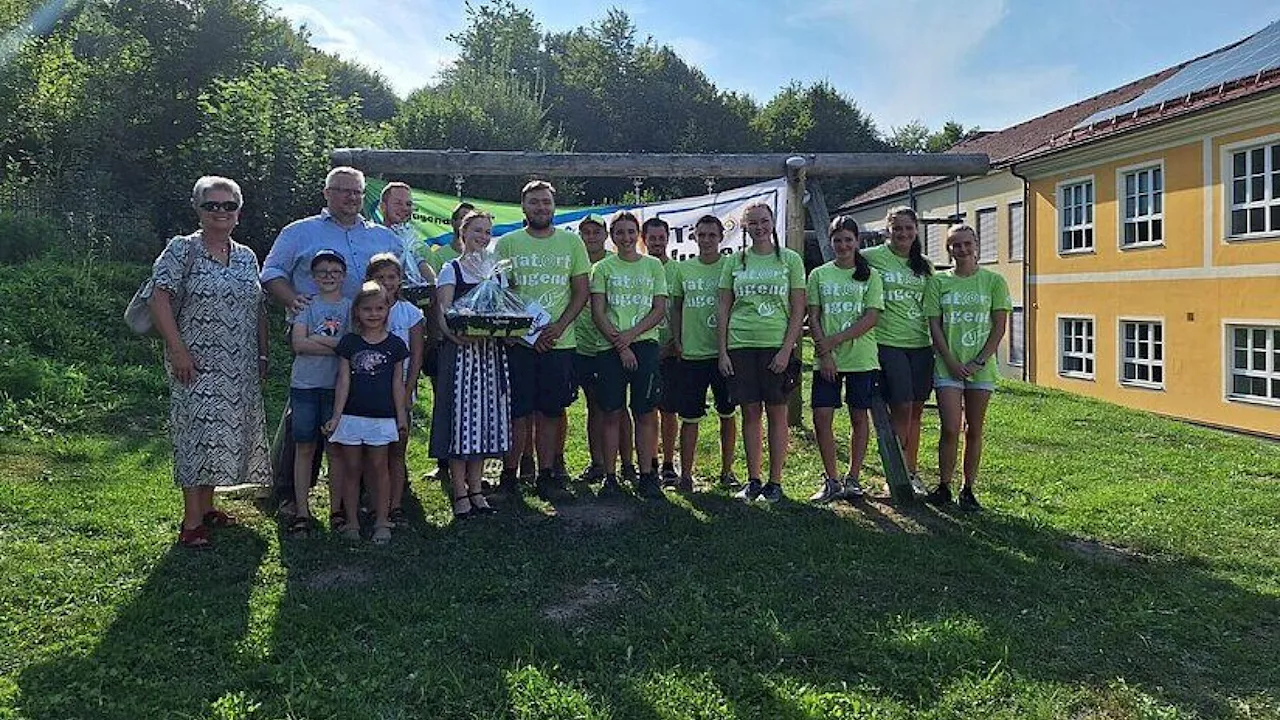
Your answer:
[148,176,272,548]
[430,211,509,519]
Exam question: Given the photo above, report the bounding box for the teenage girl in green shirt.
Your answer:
[923,224,1010,511]
[716,202,807,503]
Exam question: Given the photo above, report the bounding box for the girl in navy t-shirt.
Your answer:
[324,281,409,544]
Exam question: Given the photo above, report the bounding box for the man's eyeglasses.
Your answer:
[198,201,240,212]
[313,269,346,278]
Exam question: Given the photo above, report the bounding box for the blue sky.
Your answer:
[269,0,1279,134]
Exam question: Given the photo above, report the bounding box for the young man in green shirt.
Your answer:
[671,215,738,491]
[495,181,591,500]
[641,217,682,488]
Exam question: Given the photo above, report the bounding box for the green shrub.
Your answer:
[0,213,64,264]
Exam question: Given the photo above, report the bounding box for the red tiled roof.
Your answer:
[840,68,1177,211]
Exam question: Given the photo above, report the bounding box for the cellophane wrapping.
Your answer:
[445,253,533,337]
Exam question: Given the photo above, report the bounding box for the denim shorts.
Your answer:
[290,387,334,443]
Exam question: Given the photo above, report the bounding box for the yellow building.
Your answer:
[838,71,1168,379]
[1015,22,1280,438]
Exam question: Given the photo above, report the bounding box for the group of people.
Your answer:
[144,167,1011,549]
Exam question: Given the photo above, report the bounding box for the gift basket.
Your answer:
[444,254,534,337]
[393,223,435,310]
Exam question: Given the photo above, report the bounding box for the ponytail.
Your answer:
[830,214,872,282]
[885,206,932,277]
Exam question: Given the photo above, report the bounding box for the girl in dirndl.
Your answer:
[430,211,510,519]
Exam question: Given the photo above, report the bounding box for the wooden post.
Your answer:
[785,157,807,429]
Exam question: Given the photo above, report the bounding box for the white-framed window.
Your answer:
[1229,141,1280,238]
[927,222,945,260]
[1059,179,1094,253]
[1008,202,1025,262]
[1227,324,1280,404]
[1009,306,1025,367]
[1059,316,1095,379]
[976,207,998,263]
[1119,319,1164,389]
[1121,165,1163,247]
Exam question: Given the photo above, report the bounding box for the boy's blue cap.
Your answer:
[310,248,347,271]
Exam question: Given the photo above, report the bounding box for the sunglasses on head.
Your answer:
[199,200,240,212]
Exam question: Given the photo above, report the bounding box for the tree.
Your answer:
[889,119,979,153]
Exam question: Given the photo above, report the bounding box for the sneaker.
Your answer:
[842,475,865,500]
[924,483,953,506]
[957,487,983,512]
[536,470,570,502]
[371,524,392,544]
[577,464,606,483]
[759,481,783,504]
[518,454,536,481]
[660,462,679,486]
[621,463,639,485]
[675,476,694,493]
[637,472,663,499]
[552,456,570,483]
[497,468,521,496]
[599,474,623,496]
[735,478,763,502]
[909,472,929,497]
[718,471,739,490]
[807,476,843,504]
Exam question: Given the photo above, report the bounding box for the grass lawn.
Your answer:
[2,374,1279,720]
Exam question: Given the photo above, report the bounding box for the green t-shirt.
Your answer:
[806,262,885,373]
[923,268,1013,384]
[717,247,806,350]
[425,244,460,274]
[496,228,592,350]
[862,244,933,349]
[575,253,612,356]
[655,260,678,348]
[589,253,668,343]
[673,255,732,361]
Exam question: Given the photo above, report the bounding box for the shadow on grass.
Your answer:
[16,485,1280,718]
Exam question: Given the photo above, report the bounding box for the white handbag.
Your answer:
[124,234,199,335]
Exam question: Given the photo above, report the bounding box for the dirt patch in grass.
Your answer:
[1061,538,1148,565]
[299,564,372,591]
[555,502,636,534]
[540,579,624,624]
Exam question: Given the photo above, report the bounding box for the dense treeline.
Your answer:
[0,0,972,258]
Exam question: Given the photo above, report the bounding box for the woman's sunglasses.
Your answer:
[199,201,241,212]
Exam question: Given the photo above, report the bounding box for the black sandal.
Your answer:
[468,492,497,515]
[329,511,347,532]
[287,515,314,535]
[452,495,473,520]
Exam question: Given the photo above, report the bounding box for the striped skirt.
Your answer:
[429,339,512,459]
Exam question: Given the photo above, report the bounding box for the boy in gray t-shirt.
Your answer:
[287,249,352,532]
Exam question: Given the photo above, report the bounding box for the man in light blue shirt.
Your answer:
[261,166,403,314]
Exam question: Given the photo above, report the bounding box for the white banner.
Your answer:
[549,178,789,260]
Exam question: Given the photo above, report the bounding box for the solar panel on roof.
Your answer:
[1077,19,1280,128]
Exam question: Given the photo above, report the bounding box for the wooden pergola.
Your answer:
[330,149,990,446]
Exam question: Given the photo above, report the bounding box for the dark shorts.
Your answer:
[676,358,736,421]
[573,352,599,393]
[728,347,795,406]
[878,345,934,404]
[655,356,680,413]
[508,345,576,419]
[289,387,334,443]
[597,340,660,414]
[811,370,877,410]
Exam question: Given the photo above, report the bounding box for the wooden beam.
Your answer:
[330,149,989,179]
[785,157,808,428]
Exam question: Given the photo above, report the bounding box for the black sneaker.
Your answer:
[842,475,865,500]
[924,483,953,506]
[719,471,739,490]
[735,478,763,502]
[577,464,605,483]
[497,468,521,496]
[599,474,623,496]
[553,455,570,482]
[909,472,929,497]
[808,476,843,504]
[621,463,638,485]
[957,487,983,512]
[759,481,784,504]
[536,470,570,502]
[660,462,678,486]
[637,472,663,499]
[675,476,694,493]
